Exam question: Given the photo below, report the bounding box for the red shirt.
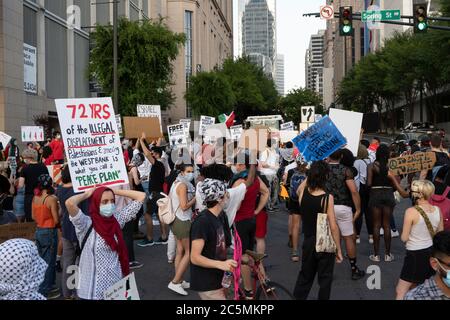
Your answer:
[49,139,64,161]
[235,177,260,222]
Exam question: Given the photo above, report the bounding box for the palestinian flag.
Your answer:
[218,111,235,128]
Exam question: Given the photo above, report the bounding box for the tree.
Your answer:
[89,18,185,115]
[279,88,322,125]
[185,72,235,117]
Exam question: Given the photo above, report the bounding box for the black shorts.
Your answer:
[288,198,301,215]
[147,192,163,216]
[400,247,434,284]
[235,217,256,253]
[368,188,396,209]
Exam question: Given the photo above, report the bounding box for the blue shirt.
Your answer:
[56,186,89,242]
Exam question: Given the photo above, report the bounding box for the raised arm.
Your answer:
[140,133,155,165]
[113,188,146,203]
[66,189,95,217]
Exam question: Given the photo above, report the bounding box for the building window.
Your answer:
[185,10,193,118]
[45,18,68,98]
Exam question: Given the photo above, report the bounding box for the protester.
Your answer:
[260,139,280,212]
[396,180,444,299]
[65,187,145,300]
[167,164,196,296]
[41,146,54,166]
[32,174,59,299]
[421,135,450,181]
[49,131,64,164]
[293,161,343,300]
[0,239,48,300]
[367,144,409,262]
[404,231,450,300]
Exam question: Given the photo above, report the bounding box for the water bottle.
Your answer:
[221,271,233,289]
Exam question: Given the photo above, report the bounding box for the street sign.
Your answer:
[320,5,334,20]
[301,106,315,124]
[361,10,401,22]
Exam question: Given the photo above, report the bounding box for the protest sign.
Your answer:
[204,123,227,141]
[47,164,63,185]
[104,272,140,300]
[281,122,294,131]
[179,119,191,132]
[292,116,346,162]
[0,222,36,244]
[199,116,215,136]
[115,114,123,137]
[299,123,311,132]
[280,131,299,143]
[168,124,188,147]
[230,125,243,141]
[329,108,363,156]
[388,152,437,176]
[238,128,269,152]
[137,105,162,132]
[0,131,11,150]
[21,126,44,142]
[123,117,162,139]
[55,97,129,192]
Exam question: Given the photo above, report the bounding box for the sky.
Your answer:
[233,0,326,93]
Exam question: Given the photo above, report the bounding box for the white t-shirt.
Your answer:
[354,159,370,191]
[259,148,279,177]
[195,182,247,227]
[284,162,297,175]
[169,182,194,221]
[133,149,151,181]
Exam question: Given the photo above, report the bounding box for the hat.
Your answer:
[200,179,227,204]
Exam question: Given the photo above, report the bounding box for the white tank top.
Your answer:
[169,182,193,222]
[406,206,441,251]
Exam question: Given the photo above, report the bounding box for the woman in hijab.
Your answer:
[0,239,47,300]
[65,186,146,300]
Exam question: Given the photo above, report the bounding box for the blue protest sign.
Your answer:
[292,116,346,162]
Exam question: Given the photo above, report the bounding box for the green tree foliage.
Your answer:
[279,88,323,125]
[89,18,185,115]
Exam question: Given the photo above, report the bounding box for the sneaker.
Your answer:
[168,282,188,296]
[380,228,384,235]
[369,254,380,262]
[181,281,190,289]
[391,230,400,238]
[385,254,395,262]
[356,236,361,244]
[137,238,155,247]
[46,291,61,300]
[168,259,174,264]
[129,261,144,270]
[369,236,374,244]
[351,268,366,280]
[155,237,168,245]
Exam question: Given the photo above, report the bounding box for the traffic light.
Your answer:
[339,6,354,36]
[413,4,428,33]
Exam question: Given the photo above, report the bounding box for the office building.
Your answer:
[274,54,285,96]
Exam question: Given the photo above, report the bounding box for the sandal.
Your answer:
[291,250,300,262]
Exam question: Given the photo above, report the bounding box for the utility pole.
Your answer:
[113,0,118,114]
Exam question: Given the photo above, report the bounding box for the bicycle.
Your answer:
[236,250,294,300]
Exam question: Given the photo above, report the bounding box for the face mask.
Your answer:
[436,260,450,288]
[56,134,61,139]
[99,203,116,218]
[184,173,194,181]
[231,166,238,175]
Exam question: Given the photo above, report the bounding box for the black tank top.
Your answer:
[299,189,329,238]
[372,162,392,187]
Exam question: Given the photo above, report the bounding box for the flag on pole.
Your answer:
[218,111,235,128]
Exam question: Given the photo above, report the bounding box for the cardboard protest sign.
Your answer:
[238,128,269,152]
[168,124,188,147]
[123,117,162,139]
[204,123,227,141]
[21,126,44,142]
[229,125,243,141]
[280,131,299,143]
[329,108,363,156]
[55,97,129,192]
[292,116,346,162]
[47,164,63,185]
[137,105,162,132]
[388,152,437,176]
[199,116,215,136]
[0,222,36,244]
[281,122,294,131]
[104,272,140,300]
[0,131,12,150]
[115,114,123,137]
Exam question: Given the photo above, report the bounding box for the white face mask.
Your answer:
[99,203,116,218]
[184,173,194,181]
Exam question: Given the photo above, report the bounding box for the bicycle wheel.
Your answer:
[255,281,294,300]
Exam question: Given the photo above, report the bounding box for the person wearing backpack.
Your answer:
[430,166,450,231]
[420,135,450,181]
[285,154,308,262]
[396,180,444,300]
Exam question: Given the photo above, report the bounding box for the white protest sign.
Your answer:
[280,131,299,143]
[21,126,44,142]
[315,114,323,123]
[329,108,363,156]
[229,125,243,141]
[205,123,227,141]
[179,119,191,132]
[104,272,140,300]
[55,97,129,192]
[281,122,294,131]
[168,124,188,147]
[0,132,12,149]
[115,114,123,137]
[199,116,215,136]
[137,105,162,132]
[299,123,311,132]
[301,106,316,123]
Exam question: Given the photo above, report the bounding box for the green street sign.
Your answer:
[362,10,401,22]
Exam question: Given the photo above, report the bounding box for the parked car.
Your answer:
[393,132,430,145]
[403,122,436,132]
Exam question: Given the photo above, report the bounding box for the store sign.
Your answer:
[24,44,37,94]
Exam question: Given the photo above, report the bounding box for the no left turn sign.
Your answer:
[320,5,334,20]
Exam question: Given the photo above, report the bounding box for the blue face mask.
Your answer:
[437,260,450,288]
[99,203,116,218]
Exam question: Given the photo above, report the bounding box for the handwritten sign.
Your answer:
[281,122,294,131]
[55,97,129,192]
[388,152,437,176]
[137,105,162,132]
[0,222,36,244]
[179,119,191,132]
[21,126,44,142]
[229,125,243,141]
[292,116,346,162]
[168,124,187,147]
[0,131,11,150]
[104,272,140,300]
[199,116,215,136]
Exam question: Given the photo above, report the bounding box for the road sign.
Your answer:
[320,5,334,20]
[301,106,315,124]
[361,10,401,22]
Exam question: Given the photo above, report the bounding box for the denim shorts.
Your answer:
[13,188,25,218]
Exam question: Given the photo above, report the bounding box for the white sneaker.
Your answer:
[369,236,374,244]
[380,228,384,235]
[385,254,394,262]
[356,237,361,244]
[391,230,400,238]
[168,282,188,296]
[369,254,380,262]
[181,281,190,289]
